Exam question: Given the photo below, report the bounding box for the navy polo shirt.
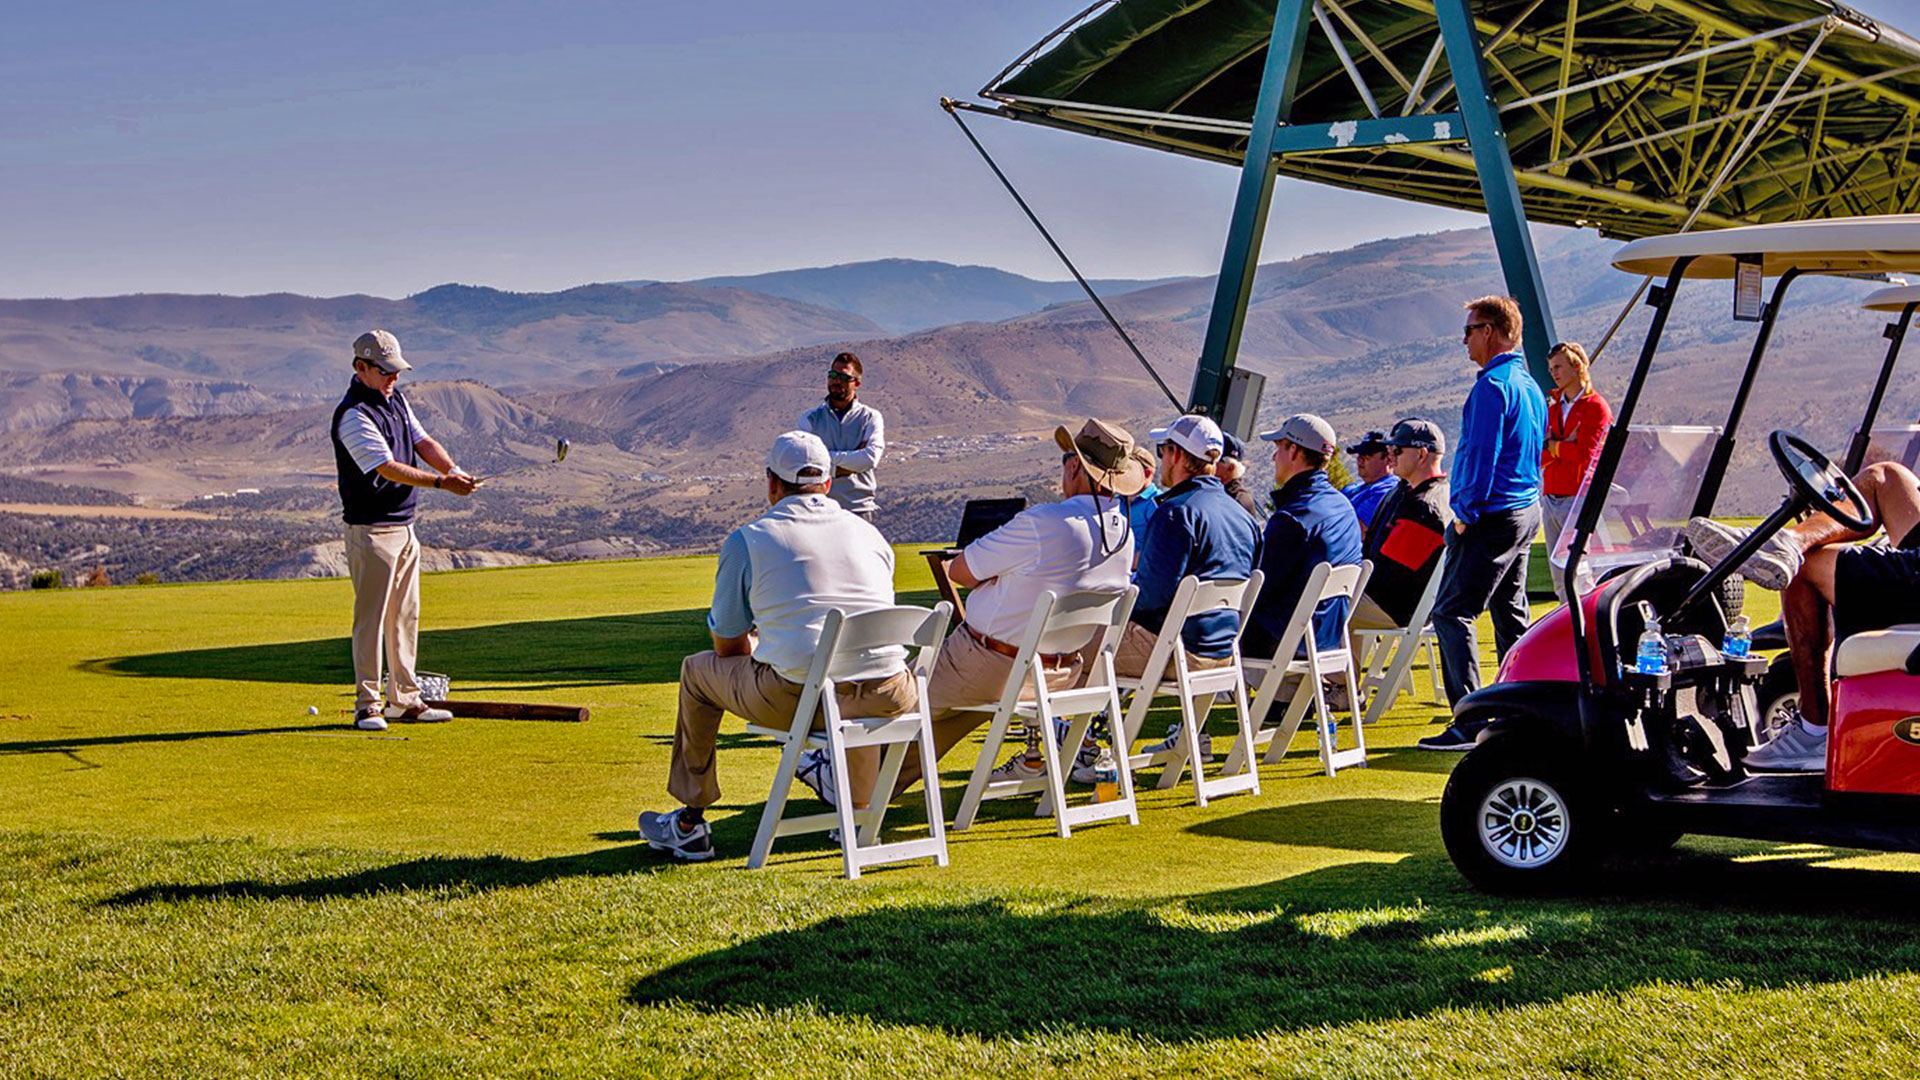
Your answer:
[1249,469,1365,656]
[1131,475,1264,657]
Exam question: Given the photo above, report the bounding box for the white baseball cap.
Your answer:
[1148,414,1225,462]
[766,430,832,485]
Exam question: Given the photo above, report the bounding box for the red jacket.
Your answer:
[1542,389,1612,498]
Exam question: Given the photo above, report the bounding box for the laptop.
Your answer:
[923,497,1027,556]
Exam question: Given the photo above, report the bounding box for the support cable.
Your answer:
[942,98,1183,408]
[1590,20,1834,361]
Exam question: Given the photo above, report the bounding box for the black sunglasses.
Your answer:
[826,370,856,382]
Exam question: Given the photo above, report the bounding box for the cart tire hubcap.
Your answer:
[1478,777,1570,869]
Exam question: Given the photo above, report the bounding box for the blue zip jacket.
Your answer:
[1342,474,1400,532]
[1451,351,1546,525]
[1132,476,1264,657]
[1250,469,1364,655]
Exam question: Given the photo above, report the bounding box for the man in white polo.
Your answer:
[639,430,914,861]
[873,418,1147,798]
[330,329,478,732]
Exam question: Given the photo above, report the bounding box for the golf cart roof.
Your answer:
[1612,216,1920,278]
[1863,283,1920,311]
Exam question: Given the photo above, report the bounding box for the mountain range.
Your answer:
[2,230,1912,586]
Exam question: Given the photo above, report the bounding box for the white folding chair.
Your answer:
[1353,550,1447,724]
[745,602,951,879]
[951,586,1139,838]
[1114,571,1265,806]
[1225,560,1375,778]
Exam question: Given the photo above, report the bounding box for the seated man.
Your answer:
[1123,414,1264,756]
[1351,419,1452,632]
[1245,414,1365,661]
[638,431,912,860]
[1342,429,1401,534]
[875,417,1147,797]
[1686,460,1920,771]
[1217,432,1263,520]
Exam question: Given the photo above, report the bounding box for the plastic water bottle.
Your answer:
[1635,602,1671,676]
[1722,615,1752,660]
[1093,761,1119,803]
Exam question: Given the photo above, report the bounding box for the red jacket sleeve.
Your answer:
[1571,394,1612,480]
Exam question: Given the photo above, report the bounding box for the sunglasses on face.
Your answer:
[1462,323,1492,339]
[827,371,856,382]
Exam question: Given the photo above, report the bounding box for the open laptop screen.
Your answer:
[952,497,1026,550]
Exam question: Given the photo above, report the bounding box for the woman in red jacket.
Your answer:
[1542,341,1611,599]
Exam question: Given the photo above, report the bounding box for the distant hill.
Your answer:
[0,282,883,414]
[678,259,1191,333]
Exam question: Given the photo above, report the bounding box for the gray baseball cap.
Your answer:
[1384,417,1446,456]
[1259,414,1337,456]
[352,329,411,374]
[766,430,832,485]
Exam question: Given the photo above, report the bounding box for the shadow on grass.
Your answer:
[626,848,1920,1042]
[0,724,357,757]
[83,609,712,688]
[100,809,802,905]
[1186,797,1438,851]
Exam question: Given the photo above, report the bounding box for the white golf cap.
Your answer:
[766,430,832,485]
[1148,413,1224,462]
[1259,413,1338,456]
[352,329,411,374]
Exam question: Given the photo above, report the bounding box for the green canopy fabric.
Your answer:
[982,0,1920,238]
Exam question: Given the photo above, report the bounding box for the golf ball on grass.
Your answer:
[307,706,319,716]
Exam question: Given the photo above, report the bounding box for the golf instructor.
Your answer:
[331,329,477,731]
[798,352,885,524]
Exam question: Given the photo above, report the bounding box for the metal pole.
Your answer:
[1188,0,1316,419]
[1434,0,1559,386]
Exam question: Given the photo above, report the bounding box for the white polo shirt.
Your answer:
[960,494,1133,653]
[708,493,904,682]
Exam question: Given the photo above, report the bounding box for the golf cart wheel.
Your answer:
[1756,654,1801,745]
[1441,736,1606,894]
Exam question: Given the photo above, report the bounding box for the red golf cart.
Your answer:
[1440,217,1920,892]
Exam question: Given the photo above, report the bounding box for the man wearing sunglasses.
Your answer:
[797,352,885,525]
[1419,297,1546,750]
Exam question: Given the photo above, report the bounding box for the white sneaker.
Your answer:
[383,703,453,723]
[1745,721,1827,772]
[1143,723,1212,759]
[1684,517,1804,591]
[989,753,1044,783]
[354,708,388,732]
[795,749,839,807]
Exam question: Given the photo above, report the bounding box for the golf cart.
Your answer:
[1440,217,1920,893]
[1749,282,1920,738]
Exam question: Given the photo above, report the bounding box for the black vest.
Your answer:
[331,379,420,526]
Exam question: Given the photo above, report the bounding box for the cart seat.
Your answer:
[1834,624,1920,678]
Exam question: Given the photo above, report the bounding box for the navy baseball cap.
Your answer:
[1384,418,1446,456]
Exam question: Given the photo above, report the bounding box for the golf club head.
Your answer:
[555,437,570,463]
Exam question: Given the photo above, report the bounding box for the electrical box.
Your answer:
[1220,368,1266,443]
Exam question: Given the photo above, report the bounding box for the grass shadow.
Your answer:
[84,609,712,688]
[627,848,1920,1042]
[1185,797,1438,852]
[0,723,358,757]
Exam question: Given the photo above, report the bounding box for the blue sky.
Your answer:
[7,0,1920,299]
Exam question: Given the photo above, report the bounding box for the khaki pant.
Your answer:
[669,651,917,810]
[346,523,422,712]
[1114,621,1233,735]
[886,626,1087,798]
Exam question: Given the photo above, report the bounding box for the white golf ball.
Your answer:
[307,706,320,716]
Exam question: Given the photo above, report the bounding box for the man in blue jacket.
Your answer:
[1245,414,1364,662]
[1420,296,1547,750]
[1123,413,1264,760]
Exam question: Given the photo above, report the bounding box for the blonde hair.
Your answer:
[1549,340,1593,395]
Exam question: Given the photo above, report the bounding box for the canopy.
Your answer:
[1863,281,1920,309]
[1610,214,1920,275]
[981,0,1920,240]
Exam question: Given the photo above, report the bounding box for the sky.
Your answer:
[7,0,1920,299]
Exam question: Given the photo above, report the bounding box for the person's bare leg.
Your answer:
[1781,461,1920,554]
[1782,547,1842,728]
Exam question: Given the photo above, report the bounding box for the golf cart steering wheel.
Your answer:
[1769,431,1876,533]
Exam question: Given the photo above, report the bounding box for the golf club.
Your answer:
[483,436,570,481]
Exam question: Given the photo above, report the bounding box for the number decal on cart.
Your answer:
[1893,718,1920,746]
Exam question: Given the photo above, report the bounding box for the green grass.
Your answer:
[2,553,1917,1078]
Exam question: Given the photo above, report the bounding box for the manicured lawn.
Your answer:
[2,553,1917,1079]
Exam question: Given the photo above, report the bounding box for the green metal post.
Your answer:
[1433,0,1559,387]
[1189,0,1316,419]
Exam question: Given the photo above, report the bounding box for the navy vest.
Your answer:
[331,379,420,526]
